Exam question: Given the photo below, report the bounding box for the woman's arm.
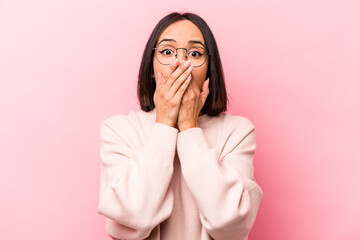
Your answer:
[97,118,177,240]
[176,118,263,240]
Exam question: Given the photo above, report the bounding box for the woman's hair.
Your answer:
[137,12,227,116]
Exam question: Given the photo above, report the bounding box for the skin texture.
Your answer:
[153,20,210,132]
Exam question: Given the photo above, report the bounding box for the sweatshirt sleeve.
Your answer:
[97,117,178,240]
[176,118,263,240]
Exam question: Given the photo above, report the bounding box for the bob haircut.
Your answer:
[138,12,227,116]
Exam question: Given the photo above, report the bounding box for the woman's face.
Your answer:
[153,20,208,91]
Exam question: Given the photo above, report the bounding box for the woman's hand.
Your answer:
[177,77,210,132]
[153,59,193,128]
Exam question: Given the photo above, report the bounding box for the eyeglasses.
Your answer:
[153,44,209,68]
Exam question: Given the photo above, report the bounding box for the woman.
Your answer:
[98,12,263,240]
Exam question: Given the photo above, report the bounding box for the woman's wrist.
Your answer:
[178,121,198,132]
[155,118,176,128]
[155,120,177,129]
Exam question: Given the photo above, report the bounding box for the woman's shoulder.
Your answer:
[101,111,133,128]
[100,109,155,134]
[213,113,257,147]
[212,112,255,132]
[103,109,153,124]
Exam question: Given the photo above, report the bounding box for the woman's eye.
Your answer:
[160,49,174,56]
[189,51,202,58]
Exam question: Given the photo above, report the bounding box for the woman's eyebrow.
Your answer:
[158,38,205,48]
[188,40,205,48]
[158,38,176,45]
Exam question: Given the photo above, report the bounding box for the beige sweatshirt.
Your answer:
[97,108,263,240]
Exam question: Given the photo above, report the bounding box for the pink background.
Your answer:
[1,0,359,239]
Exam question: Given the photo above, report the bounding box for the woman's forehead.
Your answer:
[157,20,205,46]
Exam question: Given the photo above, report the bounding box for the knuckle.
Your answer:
[159,92,167,99]
[169,99,177,106]
[180,64,188,71]
[190,93,197,99]
[164,94,171,101]
[170,63,177,70]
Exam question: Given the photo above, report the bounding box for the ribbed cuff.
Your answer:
[145,123,179,158]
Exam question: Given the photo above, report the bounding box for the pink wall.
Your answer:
[1,0,359,239]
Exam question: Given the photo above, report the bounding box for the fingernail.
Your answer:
[184,59,191,66]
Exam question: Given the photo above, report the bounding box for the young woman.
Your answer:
[98,12,263,240]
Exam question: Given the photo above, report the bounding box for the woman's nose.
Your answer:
[176,49,188,64]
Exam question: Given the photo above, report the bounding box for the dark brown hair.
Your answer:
[137,12,227,116]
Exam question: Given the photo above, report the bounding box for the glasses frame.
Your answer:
[153,44,210,68]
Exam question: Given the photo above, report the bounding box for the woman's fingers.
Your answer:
[163,59,192,91]
[168,64,193,97]
[173,74,192,100]
[200,78,210,106]
[156,59,178,87]
[153,58,193,128]
[156,72,162,86]
[157,58,193,100]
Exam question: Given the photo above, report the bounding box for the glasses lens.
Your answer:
[156,45,176,65]
[155,45,207,67]
[187,46,207,67]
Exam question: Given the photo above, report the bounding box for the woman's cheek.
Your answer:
[192,73,204,90]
